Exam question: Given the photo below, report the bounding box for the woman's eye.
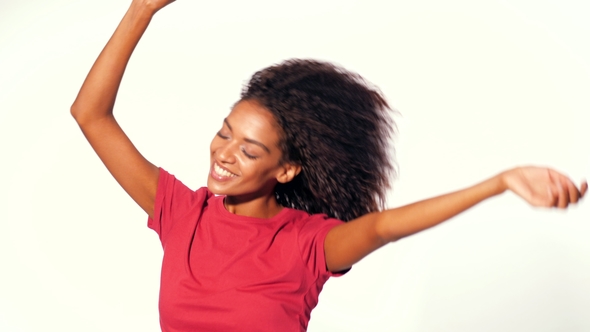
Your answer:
[216,131,229,139]
[241,148,258,160]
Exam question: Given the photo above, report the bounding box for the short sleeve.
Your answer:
[147,168,210,245]
[298,215,347,278]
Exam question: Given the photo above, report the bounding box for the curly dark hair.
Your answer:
[241,59,396,221]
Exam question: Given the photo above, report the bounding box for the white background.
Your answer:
[1,0,589,331]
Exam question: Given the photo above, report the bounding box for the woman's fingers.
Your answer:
[547,170,565,208]
[554,183,568,208]
[581,181,588,198]
[566,179,580,204]
[554,175,586,209]
[558,175,571,208]
[559,180,570,208]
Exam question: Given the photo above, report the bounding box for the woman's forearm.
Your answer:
[71,1,156,125]
[326,167,584,271]
[378,174,507,242]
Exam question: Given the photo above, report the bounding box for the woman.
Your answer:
[71,0,587,331]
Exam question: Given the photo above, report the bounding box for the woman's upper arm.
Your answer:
[77,115,159,218]
[324,212,389,272]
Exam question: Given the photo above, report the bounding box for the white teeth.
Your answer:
[214,163,236,178]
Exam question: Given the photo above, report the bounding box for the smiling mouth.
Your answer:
[213,162,238,178]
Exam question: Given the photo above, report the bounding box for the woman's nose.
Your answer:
[217,141,237,164]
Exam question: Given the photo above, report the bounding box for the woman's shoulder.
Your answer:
[159,168,212,195]
[284,208,344,231]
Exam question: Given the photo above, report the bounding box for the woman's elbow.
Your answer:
[374,214,400,244]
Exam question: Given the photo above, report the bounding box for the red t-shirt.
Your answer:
[148,168,345,332]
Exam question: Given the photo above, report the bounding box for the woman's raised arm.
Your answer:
[71,0,175,218]
[324,166,587,272]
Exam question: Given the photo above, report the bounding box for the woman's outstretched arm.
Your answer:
[324,167,588,272]
[71,0,175,218]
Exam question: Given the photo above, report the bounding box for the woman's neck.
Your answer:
[224,194,284,219]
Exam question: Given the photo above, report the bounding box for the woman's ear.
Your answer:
[276,163,302,184]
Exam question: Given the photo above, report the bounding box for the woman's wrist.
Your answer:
[128,0,160,21]
[495,169,512,195]
[131,0,173,17]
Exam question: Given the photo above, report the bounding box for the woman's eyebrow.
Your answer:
[223,118,233,131]
[224,118,271,154]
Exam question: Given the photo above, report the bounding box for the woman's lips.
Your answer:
[210,162,237,181]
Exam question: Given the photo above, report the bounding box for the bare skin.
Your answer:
[325,168,587,271]
[208,99,301,218]
[71,0,167,217]
[72,0,587,275]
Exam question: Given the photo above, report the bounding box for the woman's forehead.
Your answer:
[226,100,281,144]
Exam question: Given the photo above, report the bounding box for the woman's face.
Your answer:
[208,99,299,201]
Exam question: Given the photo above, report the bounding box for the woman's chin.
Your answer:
[207,178,225,195]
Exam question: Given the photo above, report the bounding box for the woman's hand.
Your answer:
[501,167,587,208]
